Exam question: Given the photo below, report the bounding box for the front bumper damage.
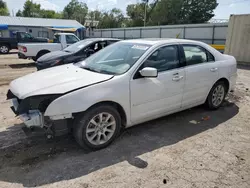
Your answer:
[10,97,45,128]
[19,110,44,128]
[7,90,70,137]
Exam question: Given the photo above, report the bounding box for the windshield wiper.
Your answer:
[99,70,114,75]
[82,66,100,73]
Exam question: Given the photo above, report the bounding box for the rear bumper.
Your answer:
[18,52,27,59]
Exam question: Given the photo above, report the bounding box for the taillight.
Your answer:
[19,46,27,52]
[22,46,27,52]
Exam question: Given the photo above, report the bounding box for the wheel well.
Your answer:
[76,101,127,127]
[216,78,230,93]
[36,50,50,59]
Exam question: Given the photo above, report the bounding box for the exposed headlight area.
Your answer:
[7,90,61,115]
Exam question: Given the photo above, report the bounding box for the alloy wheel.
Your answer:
[86,112,116,145]
[212,84,225,107]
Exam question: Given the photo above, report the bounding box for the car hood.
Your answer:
[10,64,113,99]
[37,50,71,62]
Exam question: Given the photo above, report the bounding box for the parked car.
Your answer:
[36,38,120,70]
[0,31,48,54]
[7,39,237,150]
[18,33,80,61]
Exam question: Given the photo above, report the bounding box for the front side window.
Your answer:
[143,45,180,72]
[183,45,215,66]
[75,42,151,75]
[66,35,79,44]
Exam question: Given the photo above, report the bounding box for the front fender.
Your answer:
[44,78,130,122]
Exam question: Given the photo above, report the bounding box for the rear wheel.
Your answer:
[73,105,121,150]
[0,44,10,54]
[206,81,227,110]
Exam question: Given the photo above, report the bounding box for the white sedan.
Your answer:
[7,39,237,150]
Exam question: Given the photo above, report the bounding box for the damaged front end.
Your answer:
[7,90,69,137]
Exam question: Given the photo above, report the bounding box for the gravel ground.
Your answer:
[0,53,250,188]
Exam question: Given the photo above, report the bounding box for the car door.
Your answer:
[130,44,185,123]
[181,44,219,108]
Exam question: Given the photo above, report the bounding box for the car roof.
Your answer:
[120,38,203,46]
[85,38,121,42]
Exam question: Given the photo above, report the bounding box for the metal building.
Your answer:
[0,16,85,39]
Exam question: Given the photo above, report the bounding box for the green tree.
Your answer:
[126,3,148,27]
[87,8,124,29]
[16,0,63,19]
[88,10,103,22]
[148,0,183,25]
[16,9,23,17]
[22,0,41,17]
[127,0,218,26]
[40,10,62,18]
[179,0,218,24]
[63,0,88,24]
[0,0,9,16]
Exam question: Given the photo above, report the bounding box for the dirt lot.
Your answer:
[0,53,250,188]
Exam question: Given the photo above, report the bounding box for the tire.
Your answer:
[206,81,227,110]
[73,105,122,151]
[0,44,10,54]
[32,57,37,62]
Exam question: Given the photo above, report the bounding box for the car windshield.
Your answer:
[75,42,151,75]
[63,39,94,53]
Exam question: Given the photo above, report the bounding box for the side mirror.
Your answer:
[140,67,158,78]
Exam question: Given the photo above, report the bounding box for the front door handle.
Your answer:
[210,68,218,72]
[172,75,184,81]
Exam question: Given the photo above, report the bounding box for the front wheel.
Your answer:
[73,105,121,150]
[0,44,10,54]
[206,81,227,110]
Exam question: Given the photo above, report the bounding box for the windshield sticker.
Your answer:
[132,45,149,50]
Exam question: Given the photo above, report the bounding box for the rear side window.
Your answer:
[183,45,215,66]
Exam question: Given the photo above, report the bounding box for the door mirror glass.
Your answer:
[140,67,158,78]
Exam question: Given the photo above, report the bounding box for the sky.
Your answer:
[5,0,250,19]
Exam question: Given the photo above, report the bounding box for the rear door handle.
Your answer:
[210,68,218,72]
[172,75,184,81]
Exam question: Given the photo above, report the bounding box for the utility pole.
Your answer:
[143,0,148,27]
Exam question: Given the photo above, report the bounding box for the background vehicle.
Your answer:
[36,38,120,70]
[0,31,48,54]
[18,33,80,61]
[7,39,237,150]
